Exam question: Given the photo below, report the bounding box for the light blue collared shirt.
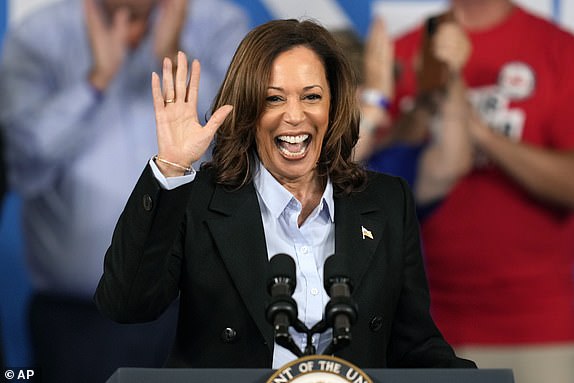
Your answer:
[253,163,335,368]
[151,159,335,368]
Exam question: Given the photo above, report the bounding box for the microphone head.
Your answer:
[267,253,296,293]
[323,255,352,293]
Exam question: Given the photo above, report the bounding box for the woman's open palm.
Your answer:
[151,51,233,176]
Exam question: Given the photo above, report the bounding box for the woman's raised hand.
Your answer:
[151,51,233,177]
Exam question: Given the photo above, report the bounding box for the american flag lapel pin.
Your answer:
[361,225,373,240]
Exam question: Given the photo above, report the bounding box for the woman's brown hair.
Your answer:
[204,18,366,196]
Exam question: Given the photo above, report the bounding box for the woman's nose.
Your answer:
[283,100,305,125]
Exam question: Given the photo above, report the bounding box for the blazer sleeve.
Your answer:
[388,177,476,368]
[94,165,191,323]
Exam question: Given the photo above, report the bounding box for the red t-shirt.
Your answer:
[393,6,574,345]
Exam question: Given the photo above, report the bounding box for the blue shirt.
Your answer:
[152,159,335,368]
[367,142,440,220]
[0,0,249,298]
[367,142,424,189]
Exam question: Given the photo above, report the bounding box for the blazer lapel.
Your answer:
[205,183,274,351]
[334,191,386,293]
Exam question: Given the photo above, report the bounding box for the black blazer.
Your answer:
[95,165,474,369]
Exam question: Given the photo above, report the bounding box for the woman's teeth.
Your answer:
[277,134,309,143]
[276,134,310,157]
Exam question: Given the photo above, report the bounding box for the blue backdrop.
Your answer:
[0,0,31,368]
[1,0,32,370]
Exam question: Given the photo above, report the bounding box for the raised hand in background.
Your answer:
[85,0,130,91]
[153,0,188,64]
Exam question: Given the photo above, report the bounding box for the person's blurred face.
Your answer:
[256,46,331,185]
[102,0,157,48]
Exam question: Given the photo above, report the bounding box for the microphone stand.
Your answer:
[266,254,358,358]
[269,305,357,357]
[276,319,323,357]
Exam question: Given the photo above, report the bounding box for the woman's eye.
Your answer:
[266,95,283,103]
[304,94,322,101]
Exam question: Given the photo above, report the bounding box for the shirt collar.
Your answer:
[253,159,335,222]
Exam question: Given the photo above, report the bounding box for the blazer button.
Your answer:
[221,327,237,343]
[369,316,384,332]
[142,194,153,211]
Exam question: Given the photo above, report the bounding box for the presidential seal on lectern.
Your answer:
[266,355,372,383]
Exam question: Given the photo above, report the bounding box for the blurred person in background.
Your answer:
[363,1,574,382]
[358,10,471,220]
[321,19,395,168]
[0,0,248,381]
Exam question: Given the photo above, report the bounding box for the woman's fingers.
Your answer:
[154,53,201,117]
[161,52,198,113]
[151,72,166,117]
[152,52,215,129]
[175,51,188,102]
[162,57,175,102]
[187,59,200,108]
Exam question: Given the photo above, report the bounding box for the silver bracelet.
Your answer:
[153,155,192,174]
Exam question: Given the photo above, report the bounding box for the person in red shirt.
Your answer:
[377,1,574,382]
[365,0,574,383]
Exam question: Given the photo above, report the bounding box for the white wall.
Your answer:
[562,0,574,33]
[8,0,62,24]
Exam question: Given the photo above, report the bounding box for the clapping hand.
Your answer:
[85,0,188,91]
[153,0,188,64]
[151,52,233,177]
[363,16,394,99]
[85,0,129,91]
[432,19,471,74]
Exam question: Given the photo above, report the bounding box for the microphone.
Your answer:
[265,253,302,357]
[323,255,358,354]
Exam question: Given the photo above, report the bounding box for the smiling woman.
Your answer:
[95,18,476,370]
[255,46,331,216]
[206,19,365,196]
